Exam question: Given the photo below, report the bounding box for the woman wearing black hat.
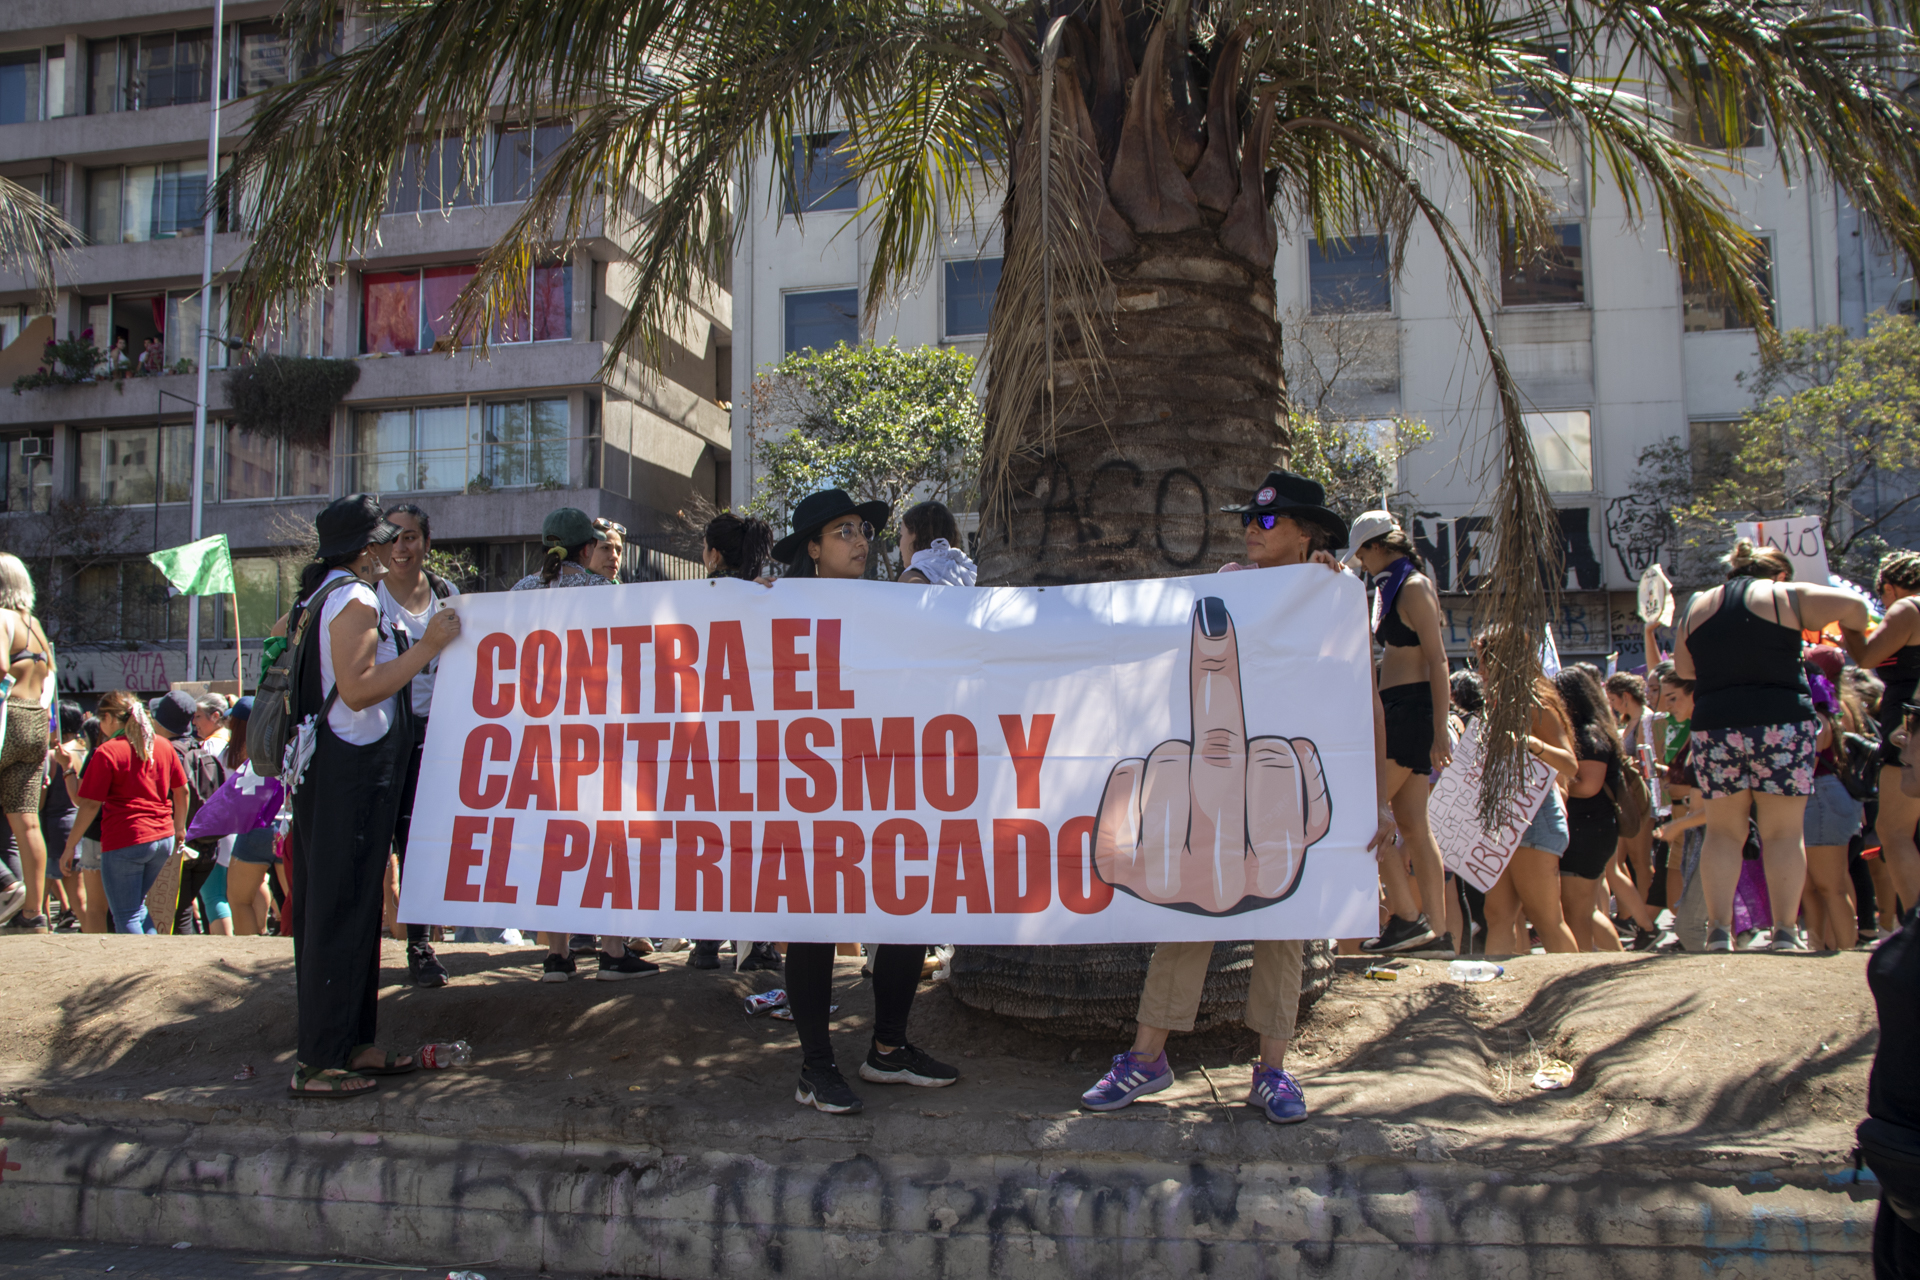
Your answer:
[285,494,460,1098]
[772,489,959,1114]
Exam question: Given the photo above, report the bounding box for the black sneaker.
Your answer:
[597,951,661,980]
[1362,913,1437,954]
[408,942,450,988]
[1628,925,1659,952]
[738,942,783,972]
[859,1041,959,1088]
[53,909,81,934]
[541,953,577,983]
[795,1066,864,1114]
[689,940,721,970]
[1407,932,1455,959]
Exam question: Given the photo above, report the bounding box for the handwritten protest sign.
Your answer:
[398,569,1381,943]
[1735,516,1832,585]
[1426,720,1557,892]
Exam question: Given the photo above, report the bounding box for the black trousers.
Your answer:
[1878,1200,1920,1280]
[174,851,217,934]
[785,943,924,1073]
[390,732,429,947]
[290,718,408,1070]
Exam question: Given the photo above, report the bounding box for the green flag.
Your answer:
[149,533,235,597]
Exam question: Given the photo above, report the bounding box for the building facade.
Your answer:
[0,0,730,695]
[730,116,1915,669]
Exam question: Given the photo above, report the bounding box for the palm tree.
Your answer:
[0,176,79,311]
[225,0,1919,1026]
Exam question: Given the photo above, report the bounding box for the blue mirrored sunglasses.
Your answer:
[1241,512,1280,530]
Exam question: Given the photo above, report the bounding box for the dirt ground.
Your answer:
[0,935,1881,1172]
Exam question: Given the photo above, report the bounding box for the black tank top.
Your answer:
[1876,638,1920,729]
[1686,577,1812,730]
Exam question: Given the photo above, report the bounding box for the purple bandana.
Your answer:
[1371,557,1416,636]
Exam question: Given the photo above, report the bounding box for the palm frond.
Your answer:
[0,176,81,311]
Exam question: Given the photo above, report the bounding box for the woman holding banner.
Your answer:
[1846,551,1920,925]
[772,489,959,1114]
[285,495,459,1097]
[1347,512,1455,957]
[1081,470,1370,1125]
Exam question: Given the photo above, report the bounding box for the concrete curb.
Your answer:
[0,1110,1878,1278]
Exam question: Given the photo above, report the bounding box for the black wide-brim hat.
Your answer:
[772,489,892,564]
[1220,469,1351,551]
[315,493,401,560]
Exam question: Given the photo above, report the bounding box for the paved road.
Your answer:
[0,1240,572,1279]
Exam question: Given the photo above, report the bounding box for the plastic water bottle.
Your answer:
[1447,960,1505,983]
[419,1040,472,1069]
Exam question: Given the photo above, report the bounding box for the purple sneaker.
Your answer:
[1249,1064,1307,1124]
[1080,1050,1173,1111]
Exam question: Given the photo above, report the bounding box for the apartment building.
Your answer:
[0,1,730,695]
[730,112,1915,668]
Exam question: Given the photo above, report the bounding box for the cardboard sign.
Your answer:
[1426,720,1558,893]
[1735,516,1833,585]
[396,569,1382,944]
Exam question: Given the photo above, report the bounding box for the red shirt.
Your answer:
[77,736,186,851]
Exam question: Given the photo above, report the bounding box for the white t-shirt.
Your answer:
[315,570,399,746]
[377,577,460,719]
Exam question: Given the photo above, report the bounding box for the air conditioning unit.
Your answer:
[18,438,45,457]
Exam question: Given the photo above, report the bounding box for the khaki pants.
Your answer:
[1136,939,1302,1042]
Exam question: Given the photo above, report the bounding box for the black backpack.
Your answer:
[171,735,226,858]
[248,576,353,778]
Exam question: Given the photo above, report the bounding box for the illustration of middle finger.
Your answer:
[1138,740,1191,901]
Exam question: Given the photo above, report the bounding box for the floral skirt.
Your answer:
[1690,721,1819,799]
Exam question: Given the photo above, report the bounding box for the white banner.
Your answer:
[1735,516,1832,586]
[396,569,1381,943]
[1426,720,1557,893]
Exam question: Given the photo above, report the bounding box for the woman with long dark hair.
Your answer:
[283,495,460,1097]
[703,511,774,582]
[1552,667,1629,950]
[1678,538,1870,951]
[1474,628,1582,954]
[1844,550,1920,926]
[1347,512,1454,956]
[512,507,618,590]
[769,489,957,1114]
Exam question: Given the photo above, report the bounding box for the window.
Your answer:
[255,286,334,358]
[0,435,53,514]
[1683,237,1775,332]
[222,424,329,501]
[786,132,857,215]
[478,399,569,489]
[784,288,858,354]
[386,135,483,215]
[86,160,208,243]
[492,121,573,203]
[1678,71,1763,149]
[359,262,571,354]
[1497,43,1572,124]
[133,29,212,110]
[74,425,216,506]
[86,39,120,115]
[1526,410,1594,492]
[1309,235,1393,313]
[231,21,289,97]
[1502,224,1584,307]
[943,258,1002,339]
[1688,419,1744,486]
[0,50,40,125]
[165,286,228,368]
[352,398,567,492]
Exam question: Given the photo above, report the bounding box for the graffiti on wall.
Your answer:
[1605,496,1671,581]
[1412,509,1603,592]
[55,648,261,696]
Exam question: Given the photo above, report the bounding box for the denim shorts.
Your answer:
[229,828,278,865]
[77,837,101,873]
[1518,788,1571,856]
[1804,772,1865,846]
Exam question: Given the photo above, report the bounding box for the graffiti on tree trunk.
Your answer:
[1020,454,1215,581]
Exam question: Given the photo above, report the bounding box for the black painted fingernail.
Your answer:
[1198,597,1229,639]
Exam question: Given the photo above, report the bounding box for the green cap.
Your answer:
[541,508,608,549]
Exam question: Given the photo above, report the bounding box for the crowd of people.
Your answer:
[0,475,1912,1126]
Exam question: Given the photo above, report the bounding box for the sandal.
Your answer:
[287,1065,378,1099]
[348,1044,418,1076]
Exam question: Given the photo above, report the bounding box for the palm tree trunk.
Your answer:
[980,225,1284,585]
[956,10,1333,1038]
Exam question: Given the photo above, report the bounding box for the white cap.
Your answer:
[1343,510,1400,566]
